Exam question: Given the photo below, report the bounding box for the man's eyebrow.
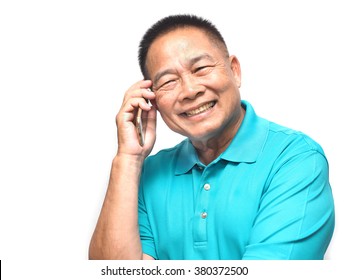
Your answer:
[153,53,214,86]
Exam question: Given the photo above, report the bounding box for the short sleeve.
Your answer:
[242,150,335,260]
[138,167,158,260]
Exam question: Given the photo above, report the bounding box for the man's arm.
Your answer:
[89,155,144,259]
[89,80,156,259]
[242,151,334,260]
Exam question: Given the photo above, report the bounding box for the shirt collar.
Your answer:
[220,100,269,163]
[175,138,200,175]
[175,100,269,175]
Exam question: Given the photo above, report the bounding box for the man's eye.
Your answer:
[194,66,212,74]
[196,66,207,71]
[163,80,174,85]
[160,80,175,88]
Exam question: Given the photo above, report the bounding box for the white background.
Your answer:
[0,0,346,269]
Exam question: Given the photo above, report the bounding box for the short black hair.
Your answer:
[138,14,228,79]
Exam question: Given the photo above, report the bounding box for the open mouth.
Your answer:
[185,101,216,117]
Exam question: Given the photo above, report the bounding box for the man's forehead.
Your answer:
[146,27,225,79]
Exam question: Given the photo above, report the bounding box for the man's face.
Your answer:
[146,27,243,142]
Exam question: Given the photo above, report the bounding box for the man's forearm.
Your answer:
[89,154,144,259]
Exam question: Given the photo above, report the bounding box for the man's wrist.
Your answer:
[113,153,145,171]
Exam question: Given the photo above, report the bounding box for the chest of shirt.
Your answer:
[142,160,270,258]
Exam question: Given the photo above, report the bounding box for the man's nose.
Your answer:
[178,75,205,101]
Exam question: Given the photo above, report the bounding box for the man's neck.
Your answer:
[192,107,245,165]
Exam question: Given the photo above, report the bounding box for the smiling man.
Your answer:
[89,14,334,260]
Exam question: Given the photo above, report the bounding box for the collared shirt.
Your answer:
[138,100,335,260]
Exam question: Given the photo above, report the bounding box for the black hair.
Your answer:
[138,14,228,79]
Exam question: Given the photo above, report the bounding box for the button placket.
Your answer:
[193,168,211,245]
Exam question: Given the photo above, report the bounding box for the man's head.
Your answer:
[139,14,229,79]
[138,14,243,146]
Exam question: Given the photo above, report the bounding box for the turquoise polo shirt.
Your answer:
[138,100,334,260]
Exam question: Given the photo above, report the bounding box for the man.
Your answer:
[89,14,334,260]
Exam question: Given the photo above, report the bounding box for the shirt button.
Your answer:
[201,212,208,219]
[203,183,211,191]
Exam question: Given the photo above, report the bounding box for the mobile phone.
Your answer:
[135,107,145,146]
[135,87,152,146]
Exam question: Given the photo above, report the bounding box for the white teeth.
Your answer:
[186,102,215,117]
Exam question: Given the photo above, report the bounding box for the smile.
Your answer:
[185,101,216,117]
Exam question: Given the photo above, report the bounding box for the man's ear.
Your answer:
[229,55,242,88]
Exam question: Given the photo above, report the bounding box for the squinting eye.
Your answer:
[195,66,212,74]
[163,80,174,85]
[160,79,176,88]
[196,66,207,71]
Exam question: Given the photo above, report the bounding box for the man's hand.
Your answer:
[89,81,157,260]
[115,80,157,159]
